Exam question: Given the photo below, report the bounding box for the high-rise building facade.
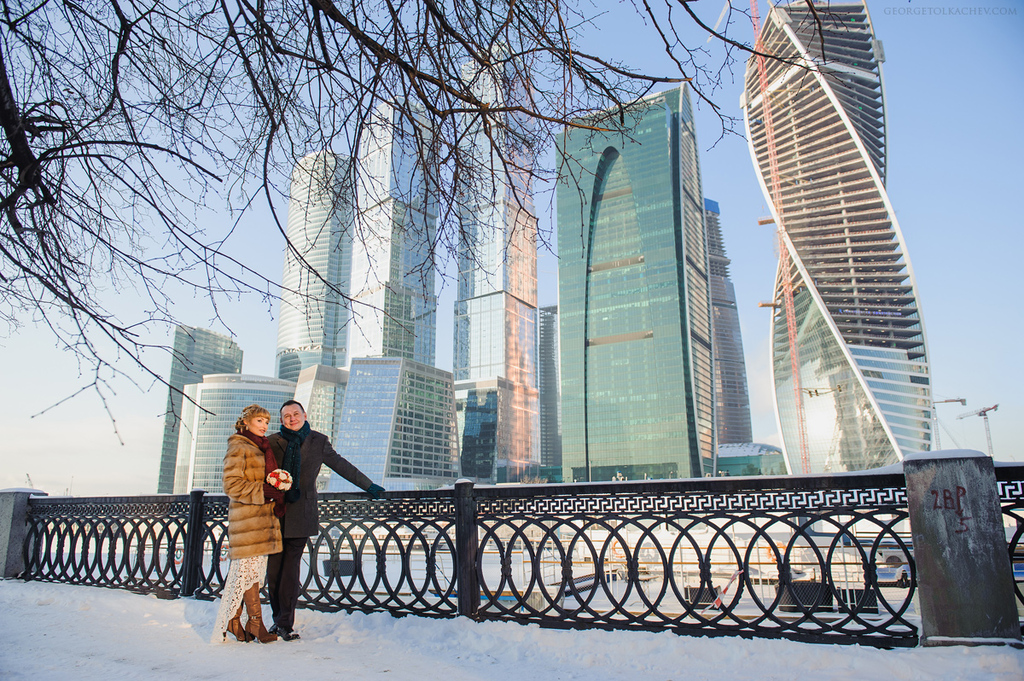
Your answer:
[158,325,242,493]
[172,374,295,494]
[556,84,715,483]
[538,305,562,473]
[742,1,932,473]
[348,102,438,367]
[328,357,459,492]
[705,199,753,447]
[276,152,354,382]
[277,107,438,383]
[453,59,539,483]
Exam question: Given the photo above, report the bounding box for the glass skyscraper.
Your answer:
[742,1,932,473]
[556,83,715,483]
[158,325,242,493]
[277,106,438,383]
[328,357,459,492]
[348,102,438,367]
[705,199,753,447]
[538,305,562,474]
[172,374,296,494]
[276,152,354,382]
[453,58,539,483]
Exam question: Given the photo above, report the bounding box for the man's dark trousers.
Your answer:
[267,536,307,630]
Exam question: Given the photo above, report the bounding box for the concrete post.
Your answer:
[904,450,1022,647]
[0,489,47,579]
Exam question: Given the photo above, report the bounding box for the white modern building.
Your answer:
[277,104,439,384]
[172,374,296,493]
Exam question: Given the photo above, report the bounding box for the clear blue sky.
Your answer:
[1,1,1021,495]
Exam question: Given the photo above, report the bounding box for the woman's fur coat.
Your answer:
[223,434,283,559]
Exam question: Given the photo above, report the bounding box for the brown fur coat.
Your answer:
[223,434,283,559]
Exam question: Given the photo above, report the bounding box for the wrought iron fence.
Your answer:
[22,494,193,598]
[997,463,1024,633]
[21,465,1024,647]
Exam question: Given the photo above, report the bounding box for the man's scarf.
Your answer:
[277,421,310,504]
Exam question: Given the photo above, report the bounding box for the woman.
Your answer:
[211,404,289,643]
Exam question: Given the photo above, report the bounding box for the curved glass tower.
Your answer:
[557,84,715,482]
[741,1,932,473]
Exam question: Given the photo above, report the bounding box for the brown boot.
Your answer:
[226,602,253,642]
[242,584,278,643]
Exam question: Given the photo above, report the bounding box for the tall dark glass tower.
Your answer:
[742,1,932,473]
[705,199,753,446]
[538,305,562,473]
[158,325,242,493]
[556,84,714,483]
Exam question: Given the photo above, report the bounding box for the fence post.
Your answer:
[0,490,45,579]
[454,479,479,618]
[179,489,206,597]
[904,450,1022,647]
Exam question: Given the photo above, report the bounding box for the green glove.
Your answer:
[366,483,385,499]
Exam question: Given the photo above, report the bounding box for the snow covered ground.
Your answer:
[1,580,1022,680]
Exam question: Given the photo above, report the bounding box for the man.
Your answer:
[266,399,384,640]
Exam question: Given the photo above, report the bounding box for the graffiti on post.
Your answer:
[930,486,972,533]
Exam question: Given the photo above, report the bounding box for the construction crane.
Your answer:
[932,398,966,450]
[750,0,811,473]
[957,404,998,457]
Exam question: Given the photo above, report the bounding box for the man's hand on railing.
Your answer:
[366,484,385,500]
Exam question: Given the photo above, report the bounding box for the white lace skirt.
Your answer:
[210,555,268,643]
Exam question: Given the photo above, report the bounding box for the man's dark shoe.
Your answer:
[279,628,300,641]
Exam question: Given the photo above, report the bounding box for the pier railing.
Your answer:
[14,464,1024,647]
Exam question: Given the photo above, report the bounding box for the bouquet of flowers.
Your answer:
[266,469,293,491]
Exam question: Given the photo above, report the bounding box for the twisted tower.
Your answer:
[742,2,932,472]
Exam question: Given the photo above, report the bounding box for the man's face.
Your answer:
[281,404,307,431]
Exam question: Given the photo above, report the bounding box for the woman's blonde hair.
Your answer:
[235,404,272,433]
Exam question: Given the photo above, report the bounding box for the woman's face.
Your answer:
[246,415,270,437]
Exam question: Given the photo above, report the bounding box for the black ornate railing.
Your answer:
[997,463,1024,637]
[466,472,918,646]
[22,494,192,598]
[21,465,1024,647]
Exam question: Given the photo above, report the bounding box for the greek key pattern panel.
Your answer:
[28,496,192,520]
[476,487,908,518]
[318,495,454,521]
[998,479,1024,503]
